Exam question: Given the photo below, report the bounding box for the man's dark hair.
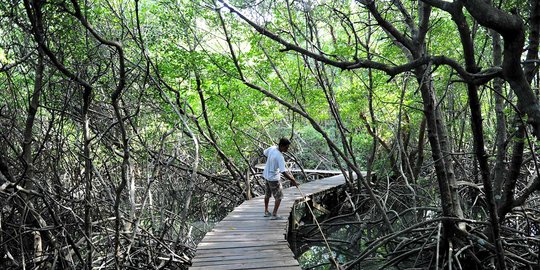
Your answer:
[278,138,291,147]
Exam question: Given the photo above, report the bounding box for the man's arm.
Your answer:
[277,153,298,186]
[283,171,298,187]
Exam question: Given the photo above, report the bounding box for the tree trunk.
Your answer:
[491,29,506,204]
[452,4,506,268]
[415,67,464,239]
[23,48,44,265]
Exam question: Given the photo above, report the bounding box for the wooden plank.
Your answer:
[193,253,296,264]
[203,230,286,236]
[191,265,300,270]
[192,257,299,267]
[190,259,300,270]
[194,246,295,257]
[202,235,286,242]
[209,228,286,233]
[197,242,289,250]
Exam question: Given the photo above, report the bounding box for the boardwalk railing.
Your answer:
[190,172,347,270]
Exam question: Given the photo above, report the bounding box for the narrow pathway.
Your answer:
[190,173,346,270]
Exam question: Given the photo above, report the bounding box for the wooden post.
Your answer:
[245,170,251,199]
[288,204,299,255]
[33,231,43,263]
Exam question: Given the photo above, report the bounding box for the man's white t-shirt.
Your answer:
[263,146,286,181]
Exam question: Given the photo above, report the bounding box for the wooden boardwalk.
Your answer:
[190,173,347,270]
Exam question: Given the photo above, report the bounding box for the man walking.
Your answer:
[263,138,298,220]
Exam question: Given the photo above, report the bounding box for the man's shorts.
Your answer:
[265,180,283,200]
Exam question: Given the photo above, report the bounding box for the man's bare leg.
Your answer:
[264,196,270,213]
[272,199,281,216]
